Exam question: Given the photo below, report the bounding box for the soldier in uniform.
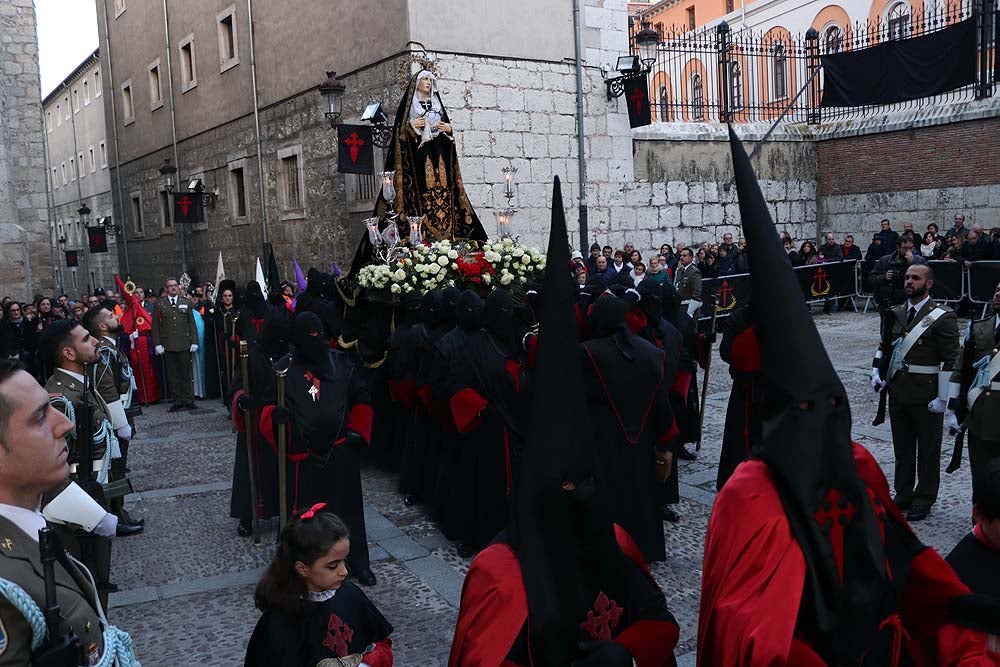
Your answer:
[82,305,144,537]
[0,358,139,666]
[871,264,959,521]
[152,276,199,411]
[947,279,1000,489]
[673,247,703,318]
[38,320,123,607]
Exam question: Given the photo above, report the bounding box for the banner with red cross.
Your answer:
[622,75,652,128]
[173,191,204,224]
[337,124,374,174]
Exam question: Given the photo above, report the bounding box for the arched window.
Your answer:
[658,85,671,121]
[772,42,787,99]
[730,62,743,110]
[691,73,705,120]
[824,25,842,53]
[887,2,909,40]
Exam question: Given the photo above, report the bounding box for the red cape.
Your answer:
[449,525,679,667]
[698,442,990,666]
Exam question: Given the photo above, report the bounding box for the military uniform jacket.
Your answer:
[0,515,104,665]
[673,263,702,302]
[879,298,959,405]
[92,337,132,409]
[151,295,198,352]
[951,315,1000,440]
[44,369,111,462]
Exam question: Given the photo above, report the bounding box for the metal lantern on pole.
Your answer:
[635,20,660,68]
[159,158,177,193]
[78,203,91,227]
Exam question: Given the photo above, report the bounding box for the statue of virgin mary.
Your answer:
[348,70,486,276]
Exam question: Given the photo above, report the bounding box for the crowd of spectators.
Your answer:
[0,281,217,381]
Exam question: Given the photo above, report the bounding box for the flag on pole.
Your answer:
[292,256,307,296]
[255,257,268,300]
[214,251,226,290]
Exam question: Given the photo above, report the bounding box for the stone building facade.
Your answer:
[42,51,120,296]
[0,0,52,301]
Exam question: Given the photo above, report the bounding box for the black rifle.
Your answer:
[872,307,894,426]
[947,334,976,473]
[31,528,82,666]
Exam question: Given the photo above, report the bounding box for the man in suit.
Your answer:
[871,264,960,521]
[152,276,199,411]
[947,278,1000,490]
[0,358,138,664]
[673,247,703,318]
[82,305,143,536]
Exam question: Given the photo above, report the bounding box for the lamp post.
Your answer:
[605,19,659,100]
[78,203,91,227]
[159,157,187,273]
[635,20,660,69]
[318,71,346,128]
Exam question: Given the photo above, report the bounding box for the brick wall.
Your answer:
[817,117,1000,196]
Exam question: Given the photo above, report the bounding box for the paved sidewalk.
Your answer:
[109,311,976,666]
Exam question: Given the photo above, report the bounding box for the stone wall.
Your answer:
[816,115,1000,240]
[0,0,52,301]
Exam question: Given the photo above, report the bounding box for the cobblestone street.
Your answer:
[110,310,978,666]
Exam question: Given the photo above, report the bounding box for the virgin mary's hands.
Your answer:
[437,121,452,134]
[411,116,426,130]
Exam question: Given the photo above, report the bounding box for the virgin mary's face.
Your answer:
[417,76,433,94]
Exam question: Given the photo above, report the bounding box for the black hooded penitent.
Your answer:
[510,177,632,665]
[728,125,917,662]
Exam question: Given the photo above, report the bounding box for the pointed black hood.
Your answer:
[729,126,899,661]
[512,177,630,666]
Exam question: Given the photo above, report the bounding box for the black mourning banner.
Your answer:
[928,260,965,302]
[622,75,652,128]
[701,274,752,320]
[337,124,374,174]
[173,191,204,224]
[87,226,108,254]
[821,18,977,107]
[967,260,1000,303]
[65,251,78,268]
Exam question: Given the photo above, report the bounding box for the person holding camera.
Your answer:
[868,237,928,308]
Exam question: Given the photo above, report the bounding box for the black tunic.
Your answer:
[946,528,1000,598]
[446,331,528,551]
[581,332,674,563]
[245,583,393,667]
[717,307,762,491]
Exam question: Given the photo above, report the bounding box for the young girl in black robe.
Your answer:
[245,506,394,667]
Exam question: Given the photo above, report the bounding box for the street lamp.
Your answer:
[159,157,177,193]
[635,20,660,68]
[318,71,346,127]
[78,203,91,227]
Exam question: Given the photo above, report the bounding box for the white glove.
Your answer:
[116,424,133,440]
[945,410,961,436]
[927,397,947,414]
[130,330,139,341]
[190,344,199,353]
[154,345,165,355]
[870,368,886,393]
[93,513,118,538]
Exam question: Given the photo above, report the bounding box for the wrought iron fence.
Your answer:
[631,0,997,125]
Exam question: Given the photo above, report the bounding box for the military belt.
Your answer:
[901,364,939,375]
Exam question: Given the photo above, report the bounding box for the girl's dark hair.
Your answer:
[254,510,350,616]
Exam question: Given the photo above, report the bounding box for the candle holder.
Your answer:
[380,170,396,205]
[364,217,381,245]
[501,165,518,201]
[493,208,516,239]
[408,216,424,246]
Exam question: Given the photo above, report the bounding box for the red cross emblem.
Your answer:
[716,279,736,311]
[810,267,831,297]
[628,87,647,115]
[303,370,321,401]
[579,591,623,641]
[343,131,365,163]
[321,612,354,655]
[814,488,856,584]
[177,195,193,217]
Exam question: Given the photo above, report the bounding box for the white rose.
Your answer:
[437,255,449,267]
[447,250,458,259]
[393,269,406,282]
[390,283,401,294]
[451,262,458,270]
[482,274,492,285]
[429,263,441,274]
[521,255,531,265]
[501,274,513,286]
